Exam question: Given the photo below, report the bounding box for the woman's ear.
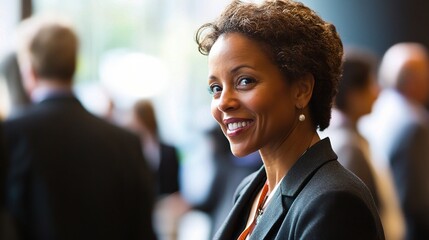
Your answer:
[294,73,314,108]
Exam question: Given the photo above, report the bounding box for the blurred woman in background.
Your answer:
[131,99,189,240]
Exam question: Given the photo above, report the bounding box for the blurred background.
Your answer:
[1,0,429,239]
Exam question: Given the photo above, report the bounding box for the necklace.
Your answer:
[255,191,269,224]
[237,182,269,240]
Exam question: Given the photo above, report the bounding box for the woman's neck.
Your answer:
[260,128,319,192]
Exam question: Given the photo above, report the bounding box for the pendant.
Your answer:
[256,208,264,224]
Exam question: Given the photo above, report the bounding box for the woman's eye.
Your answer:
[237,77,256,87]
[208,84,222,95]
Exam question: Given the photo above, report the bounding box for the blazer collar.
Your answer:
[31,85,74,103]
[281,137,337,197]
[214,168,266,240]
[250,137,337,239]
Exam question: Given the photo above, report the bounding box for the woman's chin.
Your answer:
[230,148,253,158]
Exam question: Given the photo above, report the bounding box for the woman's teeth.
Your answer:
[228,121,251,131]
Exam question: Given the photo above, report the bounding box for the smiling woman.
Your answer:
[196,0,385,239]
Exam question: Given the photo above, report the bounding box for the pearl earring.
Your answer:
[298,105,305,122]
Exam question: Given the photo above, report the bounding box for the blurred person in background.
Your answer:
[0,51,31,118]
[196,0,384,239]
[360,42,429,240]
[130,99,189,240]
[1,14,157,240]
[321,48,381,207]
[322,48,406,239]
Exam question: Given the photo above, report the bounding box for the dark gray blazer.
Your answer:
[214,138,385,240]
[3,95,157,240]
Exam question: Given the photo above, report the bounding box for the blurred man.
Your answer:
[2,15,157,240]
[360,42,429,240]
[322,48,381,207]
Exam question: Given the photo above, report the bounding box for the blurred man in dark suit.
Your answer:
[2,15,157,240]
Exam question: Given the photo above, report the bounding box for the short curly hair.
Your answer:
[196,0,343,130]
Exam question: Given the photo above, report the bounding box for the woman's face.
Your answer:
[208,33,298,157]
[348,73,379,118]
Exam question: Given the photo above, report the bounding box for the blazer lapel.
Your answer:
[250,138,338,239]
[213,168,267,240]
[281,138,337,198]
[249,189,285,240]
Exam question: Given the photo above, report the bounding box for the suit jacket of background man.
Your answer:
[157,143,180,196]
[0,123,5,208]
[360,89,429,240]
[214,138,385,240]
[2,95,157,240]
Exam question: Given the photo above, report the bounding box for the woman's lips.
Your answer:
[223,119,253,137]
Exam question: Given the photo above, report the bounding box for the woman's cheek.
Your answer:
[211,100,222,123]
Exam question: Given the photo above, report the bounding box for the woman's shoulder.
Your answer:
[304,160,373,200]
[292,160,380,224]
[285,160,384,239]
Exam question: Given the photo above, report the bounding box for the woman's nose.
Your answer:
[217,90,239,112]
